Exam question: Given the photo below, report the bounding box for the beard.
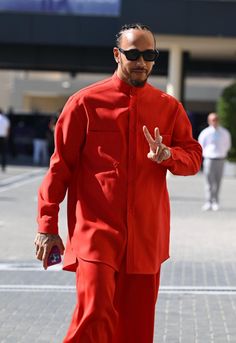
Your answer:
[119,60,152,88]
[130,78,147,87]
[129,68,150,87]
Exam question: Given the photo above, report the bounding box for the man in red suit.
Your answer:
[35,23,202,342]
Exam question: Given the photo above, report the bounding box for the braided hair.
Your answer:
[115,23,156,48]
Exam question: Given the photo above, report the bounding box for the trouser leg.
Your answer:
[0,137,7,170]
[0,138,3,170]
[33,139,40,164]
[34,139,48,165]
[0,138,7,171]
[203,158,214,202]
[63,259,161,343]
[213,160,224,203]
[41,140,49,165]
[63,259,118,343]
[113,265,161,343]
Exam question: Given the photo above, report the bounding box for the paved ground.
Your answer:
[0,163,236,342]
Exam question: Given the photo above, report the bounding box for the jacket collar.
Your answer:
[112,72,148,96]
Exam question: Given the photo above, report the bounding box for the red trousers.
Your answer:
[63,259,160,343]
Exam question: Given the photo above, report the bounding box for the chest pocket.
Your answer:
[83,130,122,174]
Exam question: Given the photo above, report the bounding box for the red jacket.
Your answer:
[37,73,202,274]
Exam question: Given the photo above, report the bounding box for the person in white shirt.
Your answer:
[0,108,10,172]
[198,112,231,211]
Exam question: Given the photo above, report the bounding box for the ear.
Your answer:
[113,47,120,64]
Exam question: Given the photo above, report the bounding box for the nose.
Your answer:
[135,55,146,66]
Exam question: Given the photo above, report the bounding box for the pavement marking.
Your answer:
[159,286,236,295]
[0,284,236,294]
[0,285,76,292]
[0,169,45,193]
[0,262,61,271]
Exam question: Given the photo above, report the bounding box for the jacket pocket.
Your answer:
[82,130,121,174]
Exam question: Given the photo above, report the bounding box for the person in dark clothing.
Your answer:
[47,115,57,157]
[0,108,10,171]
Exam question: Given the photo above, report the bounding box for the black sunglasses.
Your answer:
[118,47,159,61]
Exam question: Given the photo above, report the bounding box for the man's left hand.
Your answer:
[143,125,171,163]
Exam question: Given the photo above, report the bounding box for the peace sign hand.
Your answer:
[143,125,171,163]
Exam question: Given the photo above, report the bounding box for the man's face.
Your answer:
[208,113,219,128]
[114,29,156,87]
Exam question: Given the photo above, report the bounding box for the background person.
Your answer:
[47,115,57,158]
[34,23,202,342]
[198,112,231,211]
[32,115,50,166]
[0,108,10,172]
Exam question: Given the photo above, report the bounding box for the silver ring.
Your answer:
[164,149,170,158]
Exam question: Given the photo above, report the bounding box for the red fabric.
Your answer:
[63,259,160,343]
[37,72,202,273]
